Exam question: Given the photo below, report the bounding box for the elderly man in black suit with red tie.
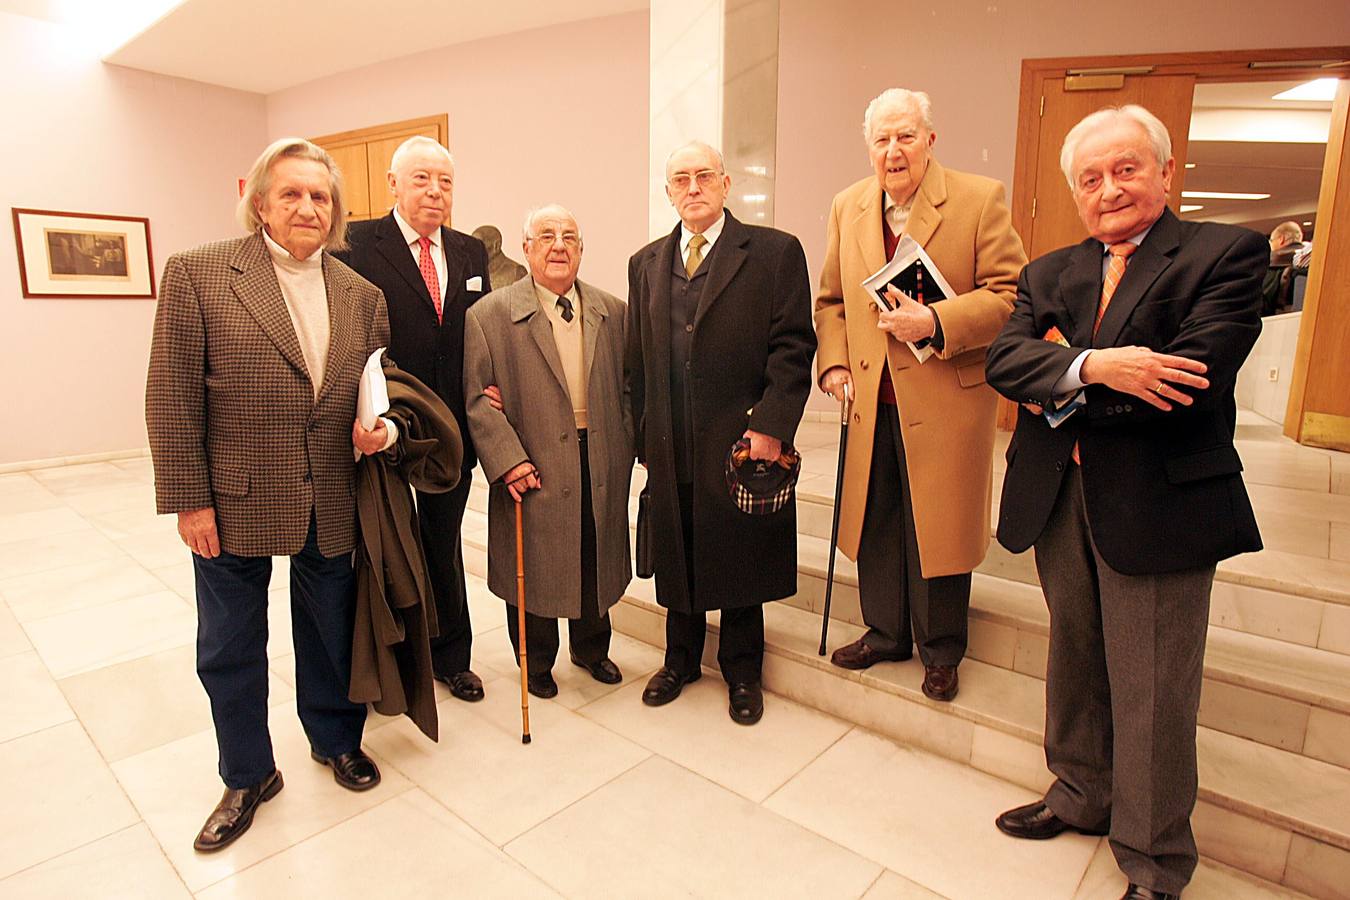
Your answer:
[337,136,490,702]
[985,105,1266,900]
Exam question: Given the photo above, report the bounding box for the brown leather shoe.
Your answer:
[922,664,959,701]
[193,769,283,852]
[830,636,912,670]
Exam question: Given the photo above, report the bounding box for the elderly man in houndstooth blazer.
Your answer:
[146,138,393,855]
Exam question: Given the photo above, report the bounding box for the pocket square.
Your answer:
[466,276,482,291]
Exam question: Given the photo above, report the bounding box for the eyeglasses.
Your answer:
[668,169,723,192]
[529,230,580,248]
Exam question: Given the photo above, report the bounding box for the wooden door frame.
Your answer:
[999,46,1350,430]
[312,114,449,151]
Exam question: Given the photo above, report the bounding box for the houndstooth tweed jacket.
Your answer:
[146,232,390,558]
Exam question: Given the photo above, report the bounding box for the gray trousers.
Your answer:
[855,403,971,666]
[1035,464,1214,894]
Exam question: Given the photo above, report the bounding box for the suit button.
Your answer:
[1055,461,1064,472]
[860,359,870,371]
[560,432,568,442]
[853,413,861,424]
[685,324,693,333]
[303,472,312,482]
[1106,407,1114,416]
[1124,404,1133,412]
[563,487,571,497]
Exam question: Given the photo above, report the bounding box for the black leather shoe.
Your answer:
[1120,886,1178,900]
[922,664,959,702]
[527,671,559,698]
[571,654,623,684]
[728,681,764,725]
[995,800,1108,840]
[642,666,701,706]
[434,670,485,702]
[193,769,283,852]
[311,749,381,792]
[830,636,912,670]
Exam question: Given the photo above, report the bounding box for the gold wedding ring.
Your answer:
[1154,381,1166,393]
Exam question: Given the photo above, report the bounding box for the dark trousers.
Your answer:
[193,513,366,789]
[855,403,970,666]
[662,482,765,684]
[1036,464,1214,894]
[506,429,611,674]
[418,471,474,676]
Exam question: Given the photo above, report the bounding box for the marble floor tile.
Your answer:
[0,530,127,579]
[117,530,199,571]
[1251,508,1330,558]
[1331,522,1350,563]
[151,560,197,601]
[365,676,650,845]
[59,643,295,763]
[764,729,1098,900]
[0,721,140,880]
[196,790,557,900]
[0,483,67,514]
[0,824,190,900]
[112,700,411,893]
[1072,839,1302,899]
[579,675,851,802]
[506,756,882,899]
[84,503,180,542]
[0,650,73,743]
[109,456,156,479]
[0,507,91,545]
[0,600,31,659]
[1247,481,1350,527]
[862,870,949,899]
[22,589,196,678]
[30,462,146,496]
[0,556,170,623]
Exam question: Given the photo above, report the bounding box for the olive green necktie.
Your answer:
[685,233,707,278]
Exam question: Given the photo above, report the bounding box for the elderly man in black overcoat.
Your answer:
[626,140,816,726]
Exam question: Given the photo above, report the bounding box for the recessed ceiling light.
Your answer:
[1180,205,1205,213]
[1272,78,1340,102]
[1184,163,1196,169]
[1180,191,1271,201]
[1302,221,1313,226]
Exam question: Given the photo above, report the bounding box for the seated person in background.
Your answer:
[1261,220,1304,315]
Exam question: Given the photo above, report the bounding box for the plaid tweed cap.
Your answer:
[724,438,801,516]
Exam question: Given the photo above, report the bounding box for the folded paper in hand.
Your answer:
[357,347,389,430]
[862,235,958,363]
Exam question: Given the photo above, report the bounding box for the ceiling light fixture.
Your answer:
[1180,191,1271,201]
[1272,78,1340,102]
[1180,205,1205,213]
[1184,163,1196,169]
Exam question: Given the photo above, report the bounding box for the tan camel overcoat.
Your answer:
[815,160,1026,576]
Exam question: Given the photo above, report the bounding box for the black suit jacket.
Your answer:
[986,209,1265,575]
[337,214,489,471]
[626,210,816,611]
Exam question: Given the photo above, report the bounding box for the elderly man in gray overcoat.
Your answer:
[464,204,632,698]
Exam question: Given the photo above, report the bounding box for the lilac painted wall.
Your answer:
[0,12,267,464]
[265,11,650,300]
[775,0,1350,413]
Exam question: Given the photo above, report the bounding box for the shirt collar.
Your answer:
[1104,222,1154,254]
[680,211,726,255]
[882,191,915,217]
[393,207,439,249]
[532,277,579,310]
[261,227,322,268]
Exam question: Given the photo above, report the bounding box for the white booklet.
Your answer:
[862,235,958,363]
[355,348,390,460]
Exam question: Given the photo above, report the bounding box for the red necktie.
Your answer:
[1073,241,1137,465]
[417,236,442,323]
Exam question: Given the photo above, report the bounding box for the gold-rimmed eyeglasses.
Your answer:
[668,169,723,192]
[529,230,581,248]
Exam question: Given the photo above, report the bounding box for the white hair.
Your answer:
[862,88,934,140]
[236,137,348,251]
[663,140,726,178]
[388,135,454,177]
[1060,105,1172,190]
[522,203,583,245]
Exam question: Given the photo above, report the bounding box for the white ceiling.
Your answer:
[1192,79,1335,111]
[3,0,647,94]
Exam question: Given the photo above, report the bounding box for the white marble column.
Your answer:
[648,0,780,239]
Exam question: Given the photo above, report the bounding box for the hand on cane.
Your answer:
[820,366,852,404]
[503,461,541,502]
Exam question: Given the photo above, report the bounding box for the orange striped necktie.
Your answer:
[1072,241,1138,466]
[1094,242,1137,336]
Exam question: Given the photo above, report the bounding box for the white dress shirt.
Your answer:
[680,212,726,269]
[393,208,448,302]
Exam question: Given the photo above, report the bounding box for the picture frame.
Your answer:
[11,208,155,299]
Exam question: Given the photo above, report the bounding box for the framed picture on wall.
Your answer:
[11,208,155,299]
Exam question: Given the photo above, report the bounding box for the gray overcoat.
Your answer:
[464,276,633,619]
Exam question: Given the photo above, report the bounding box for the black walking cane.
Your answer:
[818,382,853,656]
[515,498,531,744]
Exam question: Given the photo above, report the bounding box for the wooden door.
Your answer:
[365,125,441,219]
[1025,74,1196,260]
[326,143,370,220]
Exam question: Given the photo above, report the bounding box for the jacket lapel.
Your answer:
[230,233,311,384]
[316,255,360,405]
[648,223,679,376]
[905,159,946,249]
[1057,239,1106,347]
[439,225,466,307]
[578,281,607,381]
[509,280,570,397]
[374,213,437,313]
[693,210,749,329]
[1093,209,1179,349]
[852,189,886,277]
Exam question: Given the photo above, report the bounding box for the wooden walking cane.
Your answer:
[515,498,531,744]
[818,381,853,656]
